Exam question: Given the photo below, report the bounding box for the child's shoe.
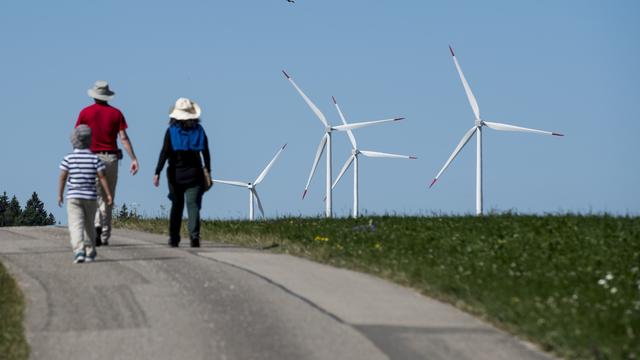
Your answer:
[73,251,86,264]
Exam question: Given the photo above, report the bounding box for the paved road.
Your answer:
[0,226,554,360]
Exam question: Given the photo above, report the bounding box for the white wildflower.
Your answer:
[605,273,614,281]
[610,287,618,294]
[598,279,607,286]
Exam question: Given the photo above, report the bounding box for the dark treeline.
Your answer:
[0,192,55,227]
[114,203,141,221]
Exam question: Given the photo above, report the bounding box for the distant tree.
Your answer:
[21,192,53,226]
[5,195,22,226]
[0,192,56,227]
[0,192,8,226]
[117,203,130,219]
[0,191,9,226]
[47,212,56,225]
[114,203,141,221]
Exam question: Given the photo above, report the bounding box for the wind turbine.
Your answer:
[429,46,564,215]
[330,96,416,217]
[283,70,404,218]
[213,144,286,221]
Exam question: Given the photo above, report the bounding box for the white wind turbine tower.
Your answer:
[283,70,404,218]
[213,144,286,221]
[331,96,416,218]
[430,46,564,215]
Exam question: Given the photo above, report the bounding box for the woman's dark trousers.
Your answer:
[168,183,203,247]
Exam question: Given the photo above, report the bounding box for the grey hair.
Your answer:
[71,125,92,149]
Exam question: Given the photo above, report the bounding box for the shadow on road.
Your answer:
[90,256,184,263]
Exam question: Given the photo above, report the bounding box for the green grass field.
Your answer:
[0,261,28,360]
[117,214,640,360]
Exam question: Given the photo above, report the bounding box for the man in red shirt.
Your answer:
[75,81,139,246]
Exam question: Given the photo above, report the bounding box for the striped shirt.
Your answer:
[60,149,106,200]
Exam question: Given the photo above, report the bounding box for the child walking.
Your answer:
[58,125,113,263]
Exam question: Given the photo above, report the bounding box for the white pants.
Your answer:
[67,198,97,256]
[95,153,118,242]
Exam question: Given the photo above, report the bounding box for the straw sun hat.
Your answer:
[87,80,115,101]
[169,97,201,120]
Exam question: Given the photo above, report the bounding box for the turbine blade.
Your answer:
[450,46,480,121]
[332,117,404,131]
[332,154,355,190]
[430,125,477,187]
[213,179,248,187]
[303,134,328,199]
[283,70,329,127]
[360,150,416,159]
[254,144,287,185]
[332,96,357,149]
[252,189,265,217]
[483,121,564,136]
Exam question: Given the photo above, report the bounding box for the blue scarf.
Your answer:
[169,123,205,151]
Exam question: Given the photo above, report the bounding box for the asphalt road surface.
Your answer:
[0,226,555,360]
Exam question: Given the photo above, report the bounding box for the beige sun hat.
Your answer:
[87,80,115,101]
[169,97,201,120]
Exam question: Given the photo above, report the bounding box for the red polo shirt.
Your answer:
[75,103,128,152]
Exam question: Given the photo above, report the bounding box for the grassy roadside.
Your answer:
[0,261,29,360]
[117,214,640,360]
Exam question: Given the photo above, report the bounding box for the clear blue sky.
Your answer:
[1,0,638,222]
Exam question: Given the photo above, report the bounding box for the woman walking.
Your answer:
[154,98,211,247]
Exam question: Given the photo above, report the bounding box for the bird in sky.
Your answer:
[287,0,295,3]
